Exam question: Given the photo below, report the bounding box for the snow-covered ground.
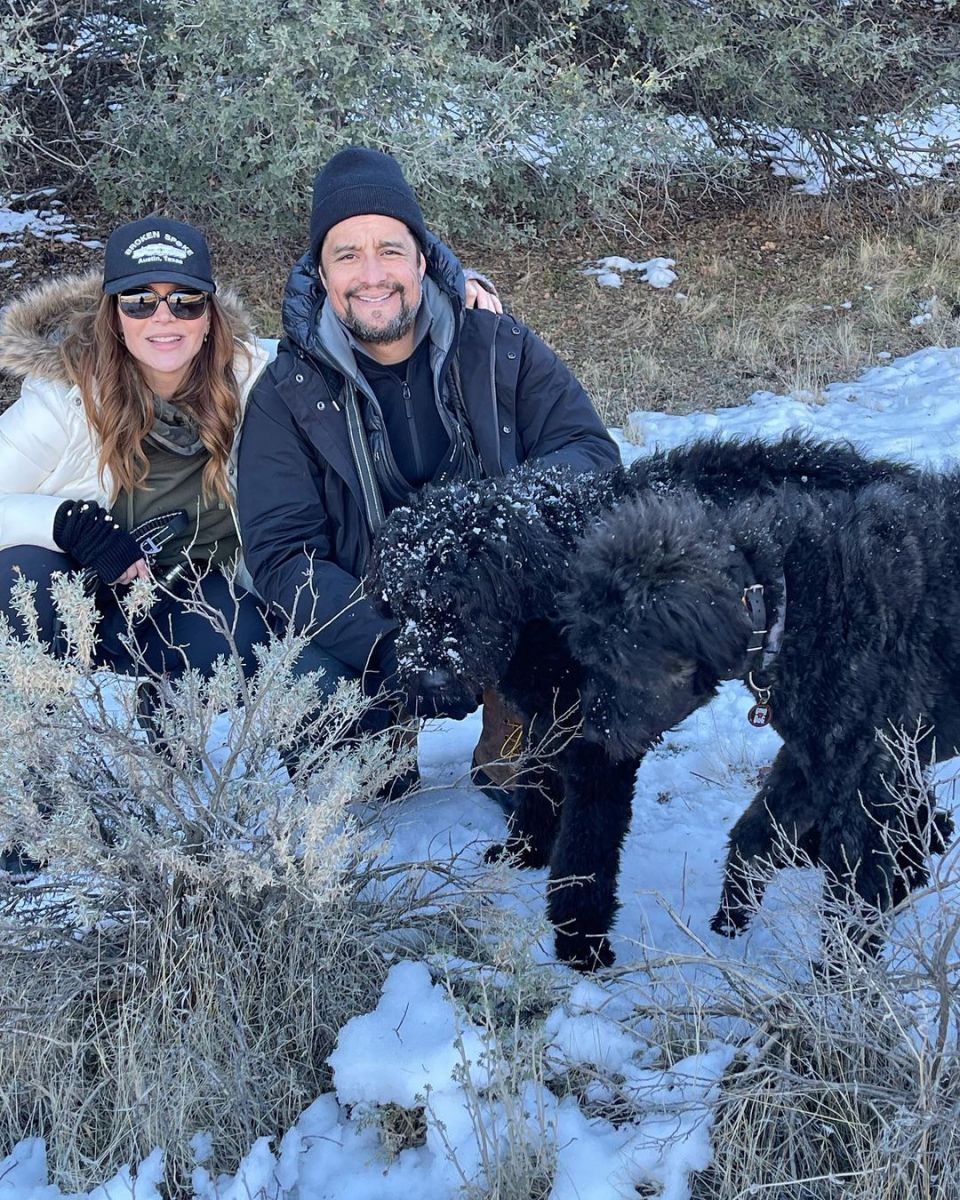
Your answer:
[0,200,103,277]
[3,345,960,1197]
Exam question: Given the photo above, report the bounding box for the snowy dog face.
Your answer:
[369,464,627,703]
[560,493,752,761]
[368,481,532,695]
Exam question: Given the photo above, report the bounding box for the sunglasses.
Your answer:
[117,287,210,320]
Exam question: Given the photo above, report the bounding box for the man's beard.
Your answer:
[341,287,419,345]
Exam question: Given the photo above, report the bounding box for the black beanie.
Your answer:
[310,146,428,264]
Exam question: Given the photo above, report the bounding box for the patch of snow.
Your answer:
[0,200,81,250]
[583,255,678,290]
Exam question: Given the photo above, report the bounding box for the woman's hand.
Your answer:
[52,500,145,584]
[464,277,503,314]
[113,558,151,585]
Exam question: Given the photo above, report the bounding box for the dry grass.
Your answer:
[0,878,390,1189]
[688,734,960,1199]
[475,189,960,426]
[690,906,960,1200]
[3,188,960,424]
[439,956,559,1200]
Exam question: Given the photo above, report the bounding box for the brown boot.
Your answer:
[471,688,524,811]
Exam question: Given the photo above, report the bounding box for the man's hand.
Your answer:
[465,277,503,314]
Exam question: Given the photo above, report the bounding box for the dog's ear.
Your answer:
[563,492,753,681]
[646,580,753,681]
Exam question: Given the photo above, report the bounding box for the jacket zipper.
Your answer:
[401,367,426,480]
[488,336,503,472]
[295,345,385,533]
[342,379,386,533]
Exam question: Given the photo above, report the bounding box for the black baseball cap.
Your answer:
[103,217,216,295]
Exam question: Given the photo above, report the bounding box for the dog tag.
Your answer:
[747,703,772,728]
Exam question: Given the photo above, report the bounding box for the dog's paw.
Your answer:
[484,837,549,870]
[710,905,751,938]
[554,929,615,972]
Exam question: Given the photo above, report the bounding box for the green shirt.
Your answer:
[110,398,238,569]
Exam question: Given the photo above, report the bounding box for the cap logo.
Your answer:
[124,230,195,265]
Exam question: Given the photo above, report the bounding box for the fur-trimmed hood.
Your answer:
[0,270,256,386]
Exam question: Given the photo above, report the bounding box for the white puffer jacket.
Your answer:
[0,272,273,554]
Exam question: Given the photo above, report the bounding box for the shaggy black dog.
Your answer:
[561,455,956,947]
[369,437,954,967]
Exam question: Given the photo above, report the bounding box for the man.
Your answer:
[237,146,619,784]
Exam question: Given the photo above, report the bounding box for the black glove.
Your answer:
[52,500,142,585]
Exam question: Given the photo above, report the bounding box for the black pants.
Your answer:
[0,545,275,679]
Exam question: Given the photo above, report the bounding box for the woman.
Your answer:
[0,217,273,678]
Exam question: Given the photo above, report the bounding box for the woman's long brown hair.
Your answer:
[60,294,248,503]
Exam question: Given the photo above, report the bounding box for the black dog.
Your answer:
[561,453,956,946]
[369,464,634,968]
[370,438,952,965]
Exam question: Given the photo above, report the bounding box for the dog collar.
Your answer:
[741,578,786,726]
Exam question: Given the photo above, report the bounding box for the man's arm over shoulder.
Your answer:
[237,368,394,671]
[511,323,620,471]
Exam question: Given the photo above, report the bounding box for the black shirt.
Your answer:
[355,340,450,495]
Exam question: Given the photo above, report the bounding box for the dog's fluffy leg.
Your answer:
[547,741,639,971]
[486,761,564,868]
[712,747,820,936]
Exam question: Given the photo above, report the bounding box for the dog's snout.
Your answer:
[416,667,456,696]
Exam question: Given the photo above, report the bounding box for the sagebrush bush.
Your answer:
[601,0,960,188]
[5,0,959,229]
[0,571,436,1192]
[0,0,163,192]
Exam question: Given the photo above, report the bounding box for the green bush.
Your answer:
[582,0,960,187]
[92,0,732,242]
[10,0,957,239]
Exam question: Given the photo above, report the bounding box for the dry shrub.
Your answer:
[431,922,561,1200]
[686,734,960,1199]
[696,909,960,1200]
[0,571,431,1192]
